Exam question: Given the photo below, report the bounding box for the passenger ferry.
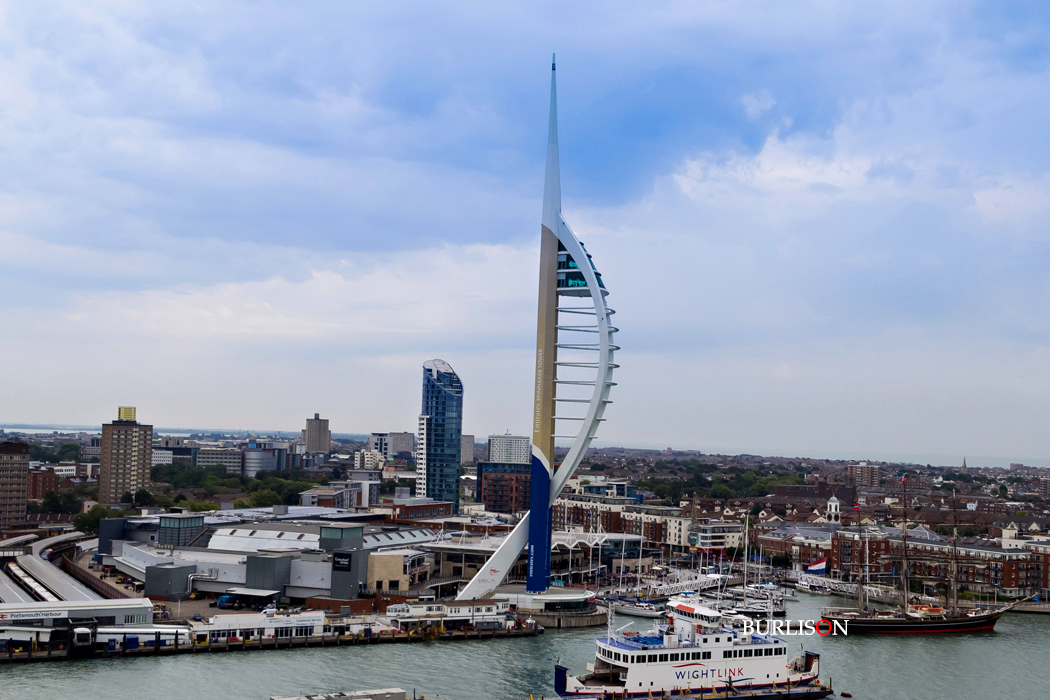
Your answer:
[555,599,830,698]
[187,607,352,644]
[382,598,514,632]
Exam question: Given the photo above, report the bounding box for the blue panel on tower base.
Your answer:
[526,453,553,593]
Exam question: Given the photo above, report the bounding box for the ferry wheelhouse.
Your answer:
[556,600,828,698]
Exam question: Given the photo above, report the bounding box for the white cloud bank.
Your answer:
[3,2,1050,466]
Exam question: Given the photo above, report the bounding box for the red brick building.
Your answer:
[831,526,1037,595]
[385,498,454,520]
[829,529,894,580]
[475,462,531,514]
[1022,540,1050,594]
[28,467,61,500]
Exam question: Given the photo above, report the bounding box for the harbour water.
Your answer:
[3,595,1048,700]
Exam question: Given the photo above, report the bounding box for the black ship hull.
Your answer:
[822,609,1005,634]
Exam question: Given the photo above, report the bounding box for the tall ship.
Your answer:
[822,478,1014,634]
[555,599,831,698]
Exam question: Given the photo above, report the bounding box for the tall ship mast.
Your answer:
[822,474,1015,633]
[900,474,909,605]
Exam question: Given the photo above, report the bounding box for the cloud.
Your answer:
[2,2,1050,462]
[741,91,776,120]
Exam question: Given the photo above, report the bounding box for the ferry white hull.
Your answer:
[556,597,829,699]
[556,658,823,698]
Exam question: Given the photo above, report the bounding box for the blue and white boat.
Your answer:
[555,598,830,698]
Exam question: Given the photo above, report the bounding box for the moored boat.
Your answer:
[821,603,1009,634]
[607,600,666,618]
[796,579,833,596]
[556,598,831,698]
[820,477,1014,634]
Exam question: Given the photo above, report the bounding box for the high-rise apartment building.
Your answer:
[487,433,531,465]
[847,463,881,488]
[0,441,29,528]
[460,434,475,465]
[99,407,153,504]
[416,359,463,511]
[302,413,331,454]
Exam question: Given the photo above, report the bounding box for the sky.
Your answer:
[2,1,1050,465]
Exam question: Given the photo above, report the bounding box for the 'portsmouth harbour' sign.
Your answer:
[0,610,68,621]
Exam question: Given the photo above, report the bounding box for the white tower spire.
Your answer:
[541,54,561,236]
[456,58,618,601]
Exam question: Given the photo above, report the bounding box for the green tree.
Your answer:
[133,489,155,507]
[250,489,283,508]
[40,491,63,513]
[183,499,219,512]
[58,443,81,461]
[121,492,134,504]
[710,484,734,499]
[28,443,59,463]
[73,504,113,532]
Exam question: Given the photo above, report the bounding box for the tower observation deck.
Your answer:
[457,57,618,600]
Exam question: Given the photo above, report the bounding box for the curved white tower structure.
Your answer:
[457,57,618,601]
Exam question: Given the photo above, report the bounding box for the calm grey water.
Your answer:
[3,595,1048,700]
